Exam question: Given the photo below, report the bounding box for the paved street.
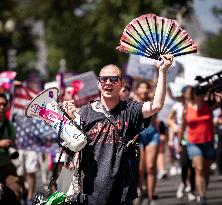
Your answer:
[36,170,222,205]
[140,173,222,205]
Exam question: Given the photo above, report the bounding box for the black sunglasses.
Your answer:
[0,103,7,107]
[98,76,121,84]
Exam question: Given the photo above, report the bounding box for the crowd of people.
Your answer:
[125,80,222,205]
[0,55,222,205]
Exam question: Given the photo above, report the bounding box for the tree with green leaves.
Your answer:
[0,0,38,81]
[1,0,193,80]
[201,31,222,59]
[201,5,222,60]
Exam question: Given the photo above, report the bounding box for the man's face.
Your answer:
[0,97,7,119]
[98,66,122,99]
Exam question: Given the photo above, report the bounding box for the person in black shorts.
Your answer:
[63,54,173,205]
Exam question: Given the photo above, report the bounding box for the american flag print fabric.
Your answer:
[13,114,59,153]
[11,84,59,153]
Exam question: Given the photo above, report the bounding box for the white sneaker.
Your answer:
[210,162,217,171]
[157,170,168,180]
[149,200,159,205]
[176,167,181,175]
[185,184,191,192]
[133,197,141,205]
[176,183,185,199]
[170,166,178,176]
[187,192,196,201]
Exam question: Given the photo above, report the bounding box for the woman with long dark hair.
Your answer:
[179,86,215,205]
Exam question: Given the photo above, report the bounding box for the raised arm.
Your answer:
[142,54,173,118]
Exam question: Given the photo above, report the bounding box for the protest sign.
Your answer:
[127,54,222,85]
[63,71,99,106]
[126,54,179,82]
[169,77,186,97]
[45,71,99,106]
[176,55,222,85]
[63,71,98,96]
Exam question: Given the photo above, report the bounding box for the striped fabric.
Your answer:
[11,84,39,115]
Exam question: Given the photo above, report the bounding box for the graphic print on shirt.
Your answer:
[87,118,125,144]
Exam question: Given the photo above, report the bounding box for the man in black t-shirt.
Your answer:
[64,54,173,205]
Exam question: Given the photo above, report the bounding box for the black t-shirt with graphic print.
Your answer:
[79,100,149,205]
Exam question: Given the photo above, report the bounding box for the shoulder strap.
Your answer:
[93,100,124,138]
[95,100,119,129]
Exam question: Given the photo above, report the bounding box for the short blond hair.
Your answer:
[99,64,122,78]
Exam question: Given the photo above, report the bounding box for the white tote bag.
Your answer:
[57,152,83,196]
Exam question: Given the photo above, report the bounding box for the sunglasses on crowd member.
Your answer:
[98,76,121,84]
[0,102,7,107]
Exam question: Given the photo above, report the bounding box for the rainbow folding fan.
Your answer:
[117,14,197,60]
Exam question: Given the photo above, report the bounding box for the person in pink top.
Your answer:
[179,86,215,205]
